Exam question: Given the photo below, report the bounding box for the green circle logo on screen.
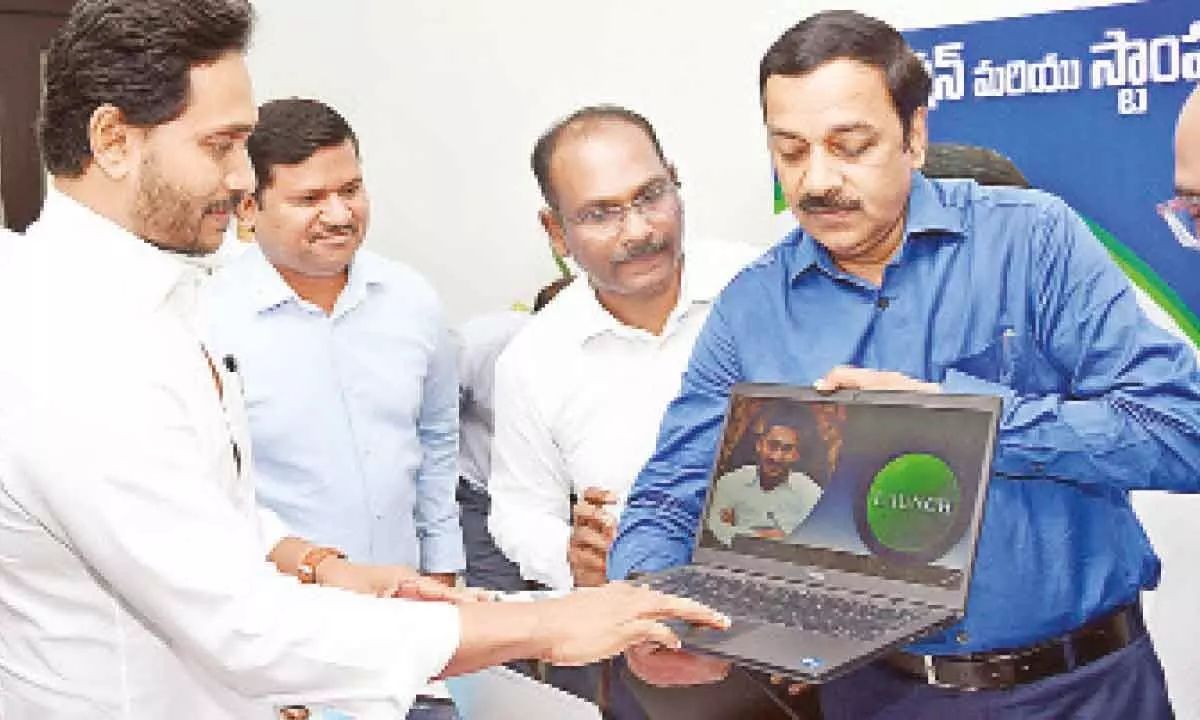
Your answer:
[863,453,960,558]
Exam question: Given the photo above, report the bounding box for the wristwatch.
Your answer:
[296,546,346,585]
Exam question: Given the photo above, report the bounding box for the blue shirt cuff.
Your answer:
[421,538,466,575]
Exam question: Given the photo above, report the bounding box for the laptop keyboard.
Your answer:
[649,567,923,642]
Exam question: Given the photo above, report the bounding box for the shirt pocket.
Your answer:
[940,327,1063,394]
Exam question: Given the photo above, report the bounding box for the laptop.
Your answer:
[641,383,1001,683]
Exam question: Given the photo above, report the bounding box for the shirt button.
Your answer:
[876,297,890,310]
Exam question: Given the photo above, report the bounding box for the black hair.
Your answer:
[756,402,811,439]
[759,10,931,144]
[533,276,574,312]
[40,0,254,176]
[531,104,667,208]
[247,98,359,200]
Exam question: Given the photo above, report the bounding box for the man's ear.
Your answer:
[539,207,570,260]
[238,191,258,219]
[88,104,139,180]
[236,192,258,240]
[906,107,929,170]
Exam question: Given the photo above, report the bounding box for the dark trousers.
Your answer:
[406,696,460,720]
[455,479,524,592]
[616,660,822,720]
[819,635,1173,719]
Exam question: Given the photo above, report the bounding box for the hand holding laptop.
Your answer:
[813,365,940,394]
[625,642,731,687]
[569,487,618,587]
[627,643,812,690]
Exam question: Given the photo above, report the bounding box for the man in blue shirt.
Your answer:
[611,11,1200,719]
[203,98,464,718]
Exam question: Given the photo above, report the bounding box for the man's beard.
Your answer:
[132,155,229,257]
[758,464,788,492]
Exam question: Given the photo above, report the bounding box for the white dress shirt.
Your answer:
[488,241,763,589]
[455,310,530,494]
[213,220,254,264]
[0,189,460,719]
[704,466,822,547]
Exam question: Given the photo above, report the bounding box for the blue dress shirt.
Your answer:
[203,247,464,572]
[610,173,1200,655]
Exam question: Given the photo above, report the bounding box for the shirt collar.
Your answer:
[559,246,722,346]
[248,245,386,315]
[786,171,966,282]
[34,187,193,311]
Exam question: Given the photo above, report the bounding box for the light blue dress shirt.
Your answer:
[610,173,1200,655]
[202,246,463,572]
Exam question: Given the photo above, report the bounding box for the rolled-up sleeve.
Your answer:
[415,322,466,574]
[943,199,1200,492]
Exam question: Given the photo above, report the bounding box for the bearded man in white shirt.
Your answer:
[0,2,727,717]
[488,106,761,595]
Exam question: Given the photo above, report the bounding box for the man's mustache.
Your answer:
[612,236,672,264]
[794,192,862,213]
[309,222,358,240]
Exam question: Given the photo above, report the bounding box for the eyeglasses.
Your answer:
[561,178,680,235]
[1157,195,1200,250]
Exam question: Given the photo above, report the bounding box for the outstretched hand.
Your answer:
[536,582,730,666]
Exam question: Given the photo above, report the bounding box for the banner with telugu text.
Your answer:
[775,0,1200,344]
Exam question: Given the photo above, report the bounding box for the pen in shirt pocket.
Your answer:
[219,354,244,475]
[999,327,1017,385]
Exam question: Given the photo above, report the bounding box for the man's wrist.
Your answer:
[313,556,353,585]
[297,546,347,584]
[525,597,560,662]
[424,572,458,588]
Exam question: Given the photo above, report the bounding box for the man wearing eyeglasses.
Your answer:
[1133,83,1200,720]
[1166,87,1200,250]
[489,106,759,595]
[486,106,762,710]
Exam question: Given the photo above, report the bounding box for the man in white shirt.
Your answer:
[706,406,822,547]
[0,3,728,717]
[455,308,529,593]
[1141,84,1200,720]
[455,281,573,594]
[489,105,761,594]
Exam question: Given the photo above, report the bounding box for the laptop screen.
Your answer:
[698,388,997,591]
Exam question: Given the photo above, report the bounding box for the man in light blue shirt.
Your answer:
[203,100,464,717]
[204,96,463,577]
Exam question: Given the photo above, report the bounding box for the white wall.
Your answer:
[246,0,1134,323]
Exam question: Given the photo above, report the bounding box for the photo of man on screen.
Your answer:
[706,403,823,546]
